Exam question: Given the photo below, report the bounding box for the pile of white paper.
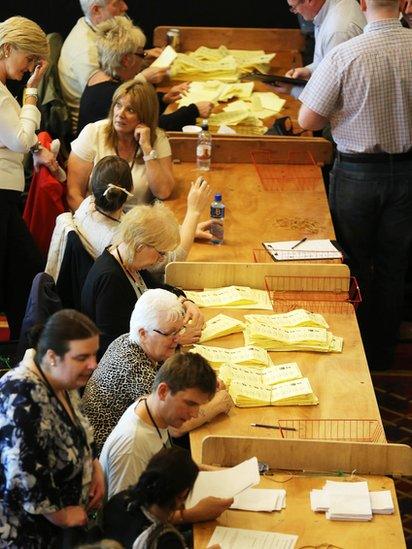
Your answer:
[231,488,286,512]
[310,481,394,521]
[208,526,298,549]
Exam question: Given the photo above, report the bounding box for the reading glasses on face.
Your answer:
[153,327,186,338]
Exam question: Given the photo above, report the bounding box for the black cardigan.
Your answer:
[81,249,184,357]
[77,80,199,134]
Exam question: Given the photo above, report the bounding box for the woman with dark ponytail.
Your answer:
[0,309,105,548]
[103,447,218,549]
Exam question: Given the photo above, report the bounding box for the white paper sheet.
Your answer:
[207,526,298,548]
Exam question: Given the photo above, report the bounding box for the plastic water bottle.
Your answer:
[196,119,212,171]
[210,193,225,244]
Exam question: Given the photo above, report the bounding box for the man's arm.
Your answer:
[298,104,329,131]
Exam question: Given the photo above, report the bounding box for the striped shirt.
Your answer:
[300,19,412,153]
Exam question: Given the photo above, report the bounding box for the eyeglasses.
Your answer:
[134,50,146,59]
[153,326,186,338]
[289,0,304,13]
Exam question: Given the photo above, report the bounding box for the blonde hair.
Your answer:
[113,202,180,266]
[96,16,146,78]
[0,17,49,60]
[105,80,159,150]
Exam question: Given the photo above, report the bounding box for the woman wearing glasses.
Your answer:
[77,16,212,135]
[81,289,233,454]
[81,202,204,357]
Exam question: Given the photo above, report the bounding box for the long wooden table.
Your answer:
[164,262,407,548]
[166,135,334,263]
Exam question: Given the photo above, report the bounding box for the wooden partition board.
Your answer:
[153,26,305,53]
[169,134,333,165]
[192,474,405,549]
[165,262,350,290]
[201,437,412,476]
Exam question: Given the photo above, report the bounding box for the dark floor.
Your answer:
[372,339,412,548]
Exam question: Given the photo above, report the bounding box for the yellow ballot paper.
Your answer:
[184,286,272,309]
[220,361,302,387]
[245,309,329,329]
[244,323,343,353]
[151,45,177,68]
[199,314,245,343]
[229,377,318,407]
[190,344,273,368]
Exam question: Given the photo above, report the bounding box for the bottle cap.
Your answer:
[214,193,222,201]
[201,119,209,130]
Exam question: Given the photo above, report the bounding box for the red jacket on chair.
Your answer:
[23,131,67,258]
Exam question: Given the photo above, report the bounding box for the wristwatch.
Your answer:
[30,141,43,154]
[143,149,158,162]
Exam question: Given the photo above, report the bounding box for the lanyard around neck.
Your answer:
[143,398,171,449]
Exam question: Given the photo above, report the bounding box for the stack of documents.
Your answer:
[184,285,272,309]
[231,488,286,511]
[229,377,318,407]
[178,80,254,106]
[263,239,343,261]
[245,309,329,329]
[185,457,260,508]
[199,313,245,343]
[190,344,273,368]
[244,323,343,353]
[170,45,275,81]
[310,481,393,521]
[208,526,298,548]
[219,361,302,387]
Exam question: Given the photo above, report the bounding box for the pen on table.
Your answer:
[251,423,297,431]
[291,237,307,250]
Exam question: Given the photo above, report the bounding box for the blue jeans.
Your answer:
[329,158,412,369]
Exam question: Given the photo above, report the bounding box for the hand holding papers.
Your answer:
[186,457,260,508]
[263,239,343,261]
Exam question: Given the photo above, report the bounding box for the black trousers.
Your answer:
[0,190,43,339]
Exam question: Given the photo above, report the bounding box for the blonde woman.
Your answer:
[68,80,175,212]
[0,16,59,339]
[81,202,203,356]
[77,16,212,133]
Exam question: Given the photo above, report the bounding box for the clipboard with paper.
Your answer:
[263,239,343,261]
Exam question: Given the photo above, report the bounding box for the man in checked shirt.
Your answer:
[297,0,412,371]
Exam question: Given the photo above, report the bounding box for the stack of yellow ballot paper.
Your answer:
[184,286,272,310]
[229,377,319,407]
[178,81,255,107]
[245,309,329,329]
[199,314,245,343]
[244,323,343,353]
[170,46,275,82]
[190,344,273,368]
[219,361,302,387]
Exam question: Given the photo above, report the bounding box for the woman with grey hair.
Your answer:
[77,16,213,133]
[81,289,233,454]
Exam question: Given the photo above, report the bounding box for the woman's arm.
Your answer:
[134,125,175,199]
[43,506,88,528]
[67,152,94,212]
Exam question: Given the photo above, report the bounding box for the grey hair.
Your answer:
[79,0,107,17]
[129,289,184,344]
[96,16,146,78]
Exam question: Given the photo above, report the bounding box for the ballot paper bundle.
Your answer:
[219,361,302,387]
[178,80,255,107]
[229,377,319,407]
[199,313,245,343]
[244,323,343,353]
[170,45,275,81]
[232,488,286,512]
[310,481,394,521]
[184,285,272,309]
[190,344,273,368]
[245,309,330,329]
